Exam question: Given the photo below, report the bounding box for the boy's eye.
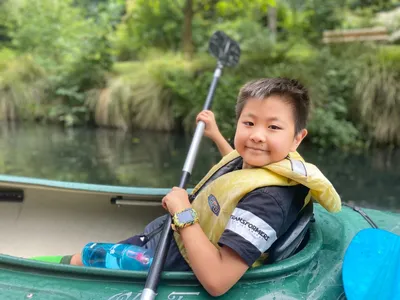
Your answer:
[243,121,254,126]
[269,125,281,130]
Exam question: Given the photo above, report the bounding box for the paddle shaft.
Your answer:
[140,63,223,300]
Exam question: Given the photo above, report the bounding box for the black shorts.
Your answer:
[117,214,190,271]
[118,215,168,251]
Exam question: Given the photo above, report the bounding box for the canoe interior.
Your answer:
[0,176,166,258]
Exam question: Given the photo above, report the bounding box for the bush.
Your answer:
[0,55,48,121]
[354,46,400,146]
[87,52,197,131]
[164,44,365,150]
[0,48,16,70]
[305,48,363,150]
[2,0,115,126]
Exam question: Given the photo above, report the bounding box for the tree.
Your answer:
[183,0,194,60]
[268,5,277,42]
[116,0,276,60]
[349,0,396,12]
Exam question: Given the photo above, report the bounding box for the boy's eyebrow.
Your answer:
[245,113,286,124]
[265,117,280,122]
[266,117,288,125]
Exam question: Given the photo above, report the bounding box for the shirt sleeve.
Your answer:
[218,188,285,267]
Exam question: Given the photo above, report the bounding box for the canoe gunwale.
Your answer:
[0,175,178,197]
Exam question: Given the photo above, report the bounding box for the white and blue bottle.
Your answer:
[82,242,153,271]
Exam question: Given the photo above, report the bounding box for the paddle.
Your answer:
[140,31,240,300]
[342,228,400,300]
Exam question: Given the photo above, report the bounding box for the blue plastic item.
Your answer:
[82,242,153,271]
[343,228,400,300]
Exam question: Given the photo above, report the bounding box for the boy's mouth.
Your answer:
[245,146,266,152]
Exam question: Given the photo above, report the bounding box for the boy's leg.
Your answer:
[70,253,83,266]
[68,234,145,266]
[69,233,154,266]
[69,215,168,266]
[117,235,148,246]
[140,215,168,251]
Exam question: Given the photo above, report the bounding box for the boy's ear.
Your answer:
[290,129,308,152]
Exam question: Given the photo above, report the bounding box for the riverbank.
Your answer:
[1,44,400,151]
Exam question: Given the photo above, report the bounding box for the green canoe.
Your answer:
[0,175,399,299]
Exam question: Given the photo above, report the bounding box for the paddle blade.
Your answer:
[208,31,240,67]
[343,228,400,300]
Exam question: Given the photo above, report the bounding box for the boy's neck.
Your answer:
[242,161,253,169]
[241,155,291,169]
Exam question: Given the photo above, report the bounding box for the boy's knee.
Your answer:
[69,253,83,266]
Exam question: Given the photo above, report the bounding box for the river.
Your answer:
[0,123,399,212]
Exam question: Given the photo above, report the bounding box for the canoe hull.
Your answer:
[0,175,399,299]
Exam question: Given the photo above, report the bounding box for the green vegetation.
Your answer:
[0,54,48,121]
[0,0,399,149]
[355,47,400,145]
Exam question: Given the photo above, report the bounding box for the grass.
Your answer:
[355,49,400,145]
[87,52,197,131]
[0,55,48,121]
[0,48,17,71]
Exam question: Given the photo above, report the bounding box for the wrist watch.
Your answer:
[172,208,199,232]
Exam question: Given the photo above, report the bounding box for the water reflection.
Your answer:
[300,145,400,212]
[0,123,399,211]
[0,123,220,187]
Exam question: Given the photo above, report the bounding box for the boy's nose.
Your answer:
[250,131,266,143]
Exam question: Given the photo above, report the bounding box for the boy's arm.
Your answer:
[185,188,287,296]
[196,110,233,157]
[179,223,249,297]
[210,131,234,157]
[162,188,248,296]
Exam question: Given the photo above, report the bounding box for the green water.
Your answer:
[0,123,399,211]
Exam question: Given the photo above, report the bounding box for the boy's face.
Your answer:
[234,96,307,169]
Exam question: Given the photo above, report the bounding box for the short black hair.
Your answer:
[236,78,310,134]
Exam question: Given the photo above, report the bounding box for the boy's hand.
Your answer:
[162,187,191,215]
[196,110,220,140]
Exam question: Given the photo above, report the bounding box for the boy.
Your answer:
[71,78,341,297]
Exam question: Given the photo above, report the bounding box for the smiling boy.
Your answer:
[71,78,341,297]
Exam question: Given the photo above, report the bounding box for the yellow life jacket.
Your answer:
[174,150,341,267]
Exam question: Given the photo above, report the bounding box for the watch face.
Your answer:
[178,210,194,223]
